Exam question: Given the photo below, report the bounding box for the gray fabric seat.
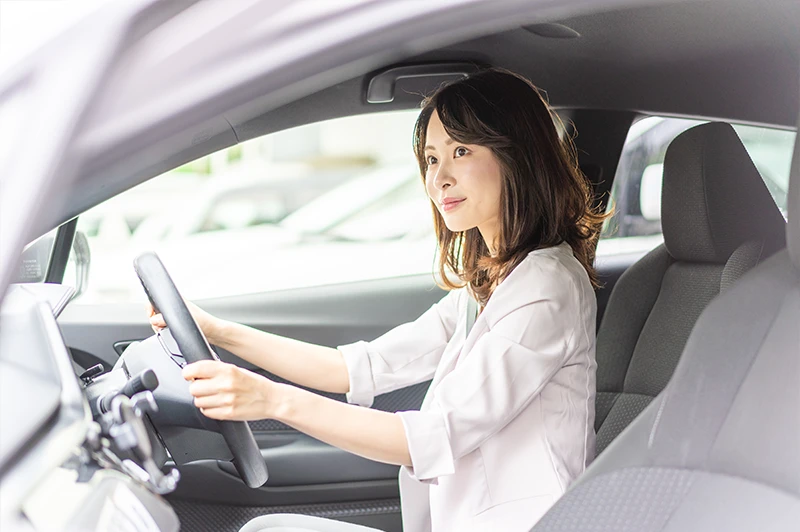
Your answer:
[594,122,786,454]
[532,122,800,530]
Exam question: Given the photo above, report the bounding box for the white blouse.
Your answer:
[338,242,597,532]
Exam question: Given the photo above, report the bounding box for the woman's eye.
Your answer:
[426,155,438,165]
[454,147,468,157]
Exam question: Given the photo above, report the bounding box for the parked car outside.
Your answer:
[70,163,424,302]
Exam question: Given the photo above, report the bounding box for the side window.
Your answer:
[598,116,795,257]
[68,110,432,304]
[196,189,287,233]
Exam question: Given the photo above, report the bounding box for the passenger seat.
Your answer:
[594,122,786,454]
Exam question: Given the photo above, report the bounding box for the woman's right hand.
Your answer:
[147,300,224,345]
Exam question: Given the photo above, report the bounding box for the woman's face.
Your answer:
[424,110,504,252]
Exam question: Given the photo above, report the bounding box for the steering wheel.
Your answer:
[133,251,269,488]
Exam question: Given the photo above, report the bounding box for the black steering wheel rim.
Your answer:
[133,251,268,488]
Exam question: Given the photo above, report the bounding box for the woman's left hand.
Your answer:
[182,360,279,421]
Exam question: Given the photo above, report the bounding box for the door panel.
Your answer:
[219,432,399,487]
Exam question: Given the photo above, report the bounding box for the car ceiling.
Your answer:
[47,0,800,232]
[236,0,800,144]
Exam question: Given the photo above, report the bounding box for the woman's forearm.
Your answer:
[272,383,412,467]
[210,319,351,394]
[184,360,410,466]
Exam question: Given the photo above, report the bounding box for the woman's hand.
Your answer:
[182,363,412,467]
[182,360,280,421]
[147,300,225,345]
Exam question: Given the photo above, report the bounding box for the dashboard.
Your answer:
[0,284,179,532]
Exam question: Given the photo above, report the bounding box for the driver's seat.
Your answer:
[531,121,800,529]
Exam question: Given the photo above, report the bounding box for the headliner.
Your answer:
[234,0,800,145]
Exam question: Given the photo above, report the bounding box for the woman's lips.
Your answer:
[442,198,465,212]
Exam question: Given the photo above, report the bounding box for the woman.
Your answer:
[149,69,604,531]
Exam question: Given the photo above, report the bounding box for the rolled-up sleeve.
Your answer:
[338,288,463,407]
[397,281,577,482]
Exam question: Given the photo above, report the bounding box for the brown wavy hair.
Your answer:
[413,68,606,307]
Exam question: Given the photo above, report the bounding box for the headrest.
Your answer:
[788,120,799,272]
[662,122,786,263]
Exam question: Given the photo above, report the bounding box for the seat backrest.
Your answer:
[532,116,800,532]
[594,122,786,454]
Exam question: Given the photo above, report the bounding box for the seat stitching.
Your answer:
[699,133,717,260]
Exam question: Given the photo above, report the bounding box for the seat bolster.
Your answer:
[721,238,785,292]
[596,245,672,392]
[576,394,664,487]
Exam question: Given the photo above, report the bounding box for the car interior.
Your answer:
[1,1,799,531]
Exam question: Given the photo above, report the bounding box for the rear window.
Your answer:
[598,116,794,258]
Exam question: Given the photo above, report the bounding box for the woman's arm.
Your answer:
[183,360,411,467]
[149,302,350,394]
[151,286,461,400]
[151,288,461,398]
[214,320,351,394]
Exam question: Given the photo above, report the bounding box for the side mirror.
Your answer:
[71,231,91,300]
[640,163,664,222]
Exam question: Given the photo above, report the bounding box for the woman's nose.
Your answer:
[432,164,455,190]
